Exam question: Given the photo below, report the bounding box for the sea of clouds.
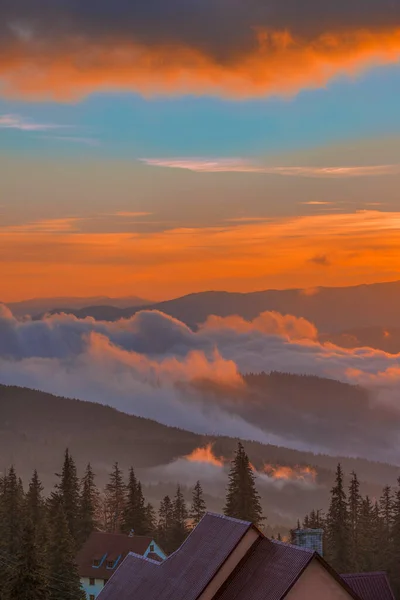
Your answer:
[1,305,400,461]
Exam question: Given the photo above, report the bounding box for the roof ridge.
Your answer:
[127,552,163,566]
[204,512,253,526]
[164,512,253,562]
[342,571,388,577]
[270,538,314,554]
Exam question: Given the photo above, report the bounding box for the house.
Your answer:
[76,531,166,600]
[341,572,396,600]
[96,512,396,600]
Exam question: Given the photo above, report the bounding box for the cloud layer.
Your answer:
[1,306,400,461]
[1,1,400,99]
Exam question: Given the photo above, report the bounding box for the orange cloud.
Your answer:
[202,312,318,341]
[1,28,400,99]
[185,444,224,467]
[263,464,317,483]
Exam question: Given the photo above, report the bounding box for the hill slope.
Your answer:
[0,383,397,490]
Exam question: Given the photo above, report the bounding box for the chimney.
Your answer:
[292,529,323,556]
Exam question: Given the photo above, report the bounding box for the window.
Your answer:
[150,544,154,552]
[93,559,100,567]
[103,579,109,586]
[107,561,114,568]
[90,595,95,600]
[89,578,95,586]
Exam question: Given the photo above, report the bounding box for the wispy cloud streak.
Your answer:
[140,158,400,178]
[0,114,70,132]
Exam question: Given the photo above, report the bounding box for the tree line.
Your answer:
[0,442,263,600]
[297,464,400,596]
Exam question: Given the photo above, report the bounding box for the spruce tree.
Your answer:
[0,466,25,595]
[358,496,374,572]
[170,485,189,551]
[325,464,350,573]
[224,442,263,525]
[390,478,400,594]
[144,502,157,537]
[122,468,147,535]
[379,485,393,571]
[48,504,85,600]
[157,495,174,554]
[189,481,206,528]
[26,470,45,526]
[8,520,49,600]
[51,449,80,546]
[78,463,99,546]
[348,471,362,572]
[104,462,126,533]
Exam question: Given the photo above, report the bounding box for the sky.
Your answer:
[1,0,400,301]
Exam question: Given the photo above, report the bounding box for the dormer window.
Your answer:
[107,560,114,568]
[93,559,100,567]
[150,544,155,552]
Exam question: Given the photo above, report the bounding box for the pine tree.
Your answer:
[26,470,45,526]
[224,442,263,525]
[122,468,147,535]
[390,478,400,594]
[170,485,189,551]
[78,463,99,547]
[370,501,383,572]
[0,466,25,595]
[325,464,350,573]
[8,520,49,600]
[48,504,85,600]
[51,449,80,546]
[358,496,375,572]
[104,462,126,533]
[189,481,206,528]
[348,471,362,572]
[144,502,157,537]
[157,495,174,554]
[379,485,393,571]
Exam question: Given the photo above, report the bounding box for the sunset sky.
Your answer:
[1,0,400,301]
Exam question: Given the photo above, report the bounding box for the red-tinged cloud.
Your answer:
[202,311,318,341]
[1,0,400,99]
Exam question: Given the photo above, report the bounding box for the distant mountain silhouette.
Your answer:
[6,295,151,318]
[41,280,400,332]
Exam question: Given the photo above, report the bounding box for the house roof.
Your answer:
[342,572,396,600]
[97,513,253,600]
[216,537,314,600]
[96,513,365,600]
[76,531,156,579]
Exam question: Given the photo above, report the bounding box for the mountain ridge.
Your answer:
[39,279,400,332]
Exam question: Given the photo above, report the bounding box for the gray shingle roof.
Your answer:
[342,572,396,600]
[98,513,252,600]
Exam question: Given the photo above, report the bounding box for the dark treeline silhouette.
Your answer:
[297,464,400,598]
[0,442,263,600]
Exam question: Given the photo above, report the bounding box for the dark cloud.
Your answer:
[1,0,400,99]
[1,0,399,53]
[309,253,331,266]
